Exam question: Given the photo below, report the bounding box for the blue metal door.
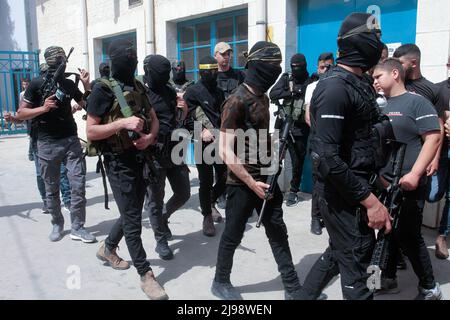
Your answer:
[298,0,418,74]
[0,50,39,135]
[296,0,418,193]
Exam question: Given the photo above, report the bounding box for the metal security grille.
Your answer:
[0,50,39,135]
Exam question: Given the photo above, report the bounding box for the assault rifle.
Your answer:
[367,141,406,290]
[256,81,302,228]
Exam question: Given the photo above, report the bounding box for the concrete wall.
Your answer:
[416,0,450,82]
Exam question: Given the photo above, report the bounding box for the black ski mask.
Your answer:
[108,39,138,85]
[244,41,282,93]
[99,62,110,78]
[172,60,186,85]
[144,54,171,91]
[199,56,218,90]
[290,53,309,84]
[336,13,383,72]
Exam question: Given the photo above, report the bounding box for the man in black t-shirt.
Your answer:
[87,40,167,300]
[214,42,246,99]
[373,58,443,299]
[16,46,95,243]
[142,54,191,260]
[270,53,313,208]
[184,56,226,236]
[394,44,445,176]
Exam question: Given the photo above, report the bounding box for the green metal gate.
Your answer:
[0,50,39,135]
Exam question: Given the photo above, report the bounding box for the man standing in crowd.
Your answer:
[212,41,303,300]
[184,56,226,237]
[214,42,246,99]
[87,40,167,300]
[143,54,191,260]
[298,13,391,300]
[270,53,313,208]
[303,52,334,235]
[373,58,443,299]
[16,46,95,243]
[170,60,194,93]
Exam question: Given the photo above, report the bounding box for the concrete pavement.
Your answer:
[0,134,449,300]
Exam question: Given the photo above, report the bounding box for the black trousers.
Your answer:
[103,151,151,277]
[300,192,375,300]
[288,134,308,193]
[196,162,227,216]
[144,162,191,242]
[214,184,301,293]
[311,175,322,220]
[385,187,436,289]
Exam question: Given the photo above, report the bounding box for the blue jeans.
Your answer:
[426,149,450,236]
[31,138,71,205]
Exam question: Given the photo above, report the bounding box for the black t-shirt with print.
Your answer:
[23,75,83,140]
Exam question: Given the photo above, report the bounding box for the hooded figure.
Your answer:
[99,62,110,78]
[171,60,187,85]
[199,56,219,91]
[184,56,223,130]
[290,53,309,84]
[336,12,383,72]
[108,39,138,85]
[144,54,172,92]
[244,41,282,93]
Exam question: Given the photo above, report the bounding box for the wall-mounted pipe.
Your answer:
[255,0,267,42]
[146,0,155,54]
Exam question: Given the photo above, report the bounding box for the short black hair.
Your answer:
[382,43,388,51]
[374,57,405,82]
[318,52,334,63]
[393,43,421,60]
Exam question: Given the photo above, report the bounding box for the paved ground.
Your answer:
[0,134,449,300]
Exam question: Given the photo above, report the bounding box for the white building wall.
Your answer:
[416,0,450,82]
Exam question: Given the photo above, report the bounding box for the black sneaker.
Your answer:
[155,241,174,260]
[211,281,242,300]
[310,218,323,235]
[286,192,299,207]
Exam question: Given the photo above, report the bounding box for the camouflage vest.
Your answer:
[86,78,152,156]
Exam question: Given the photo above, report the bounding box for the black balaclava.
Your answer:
[172,60,186,85]
[108,39,138,85]
[290,53,309,84]
[244,41,282,93]
[44,46,66,82]
[99,62,110,78]
[336,12,383,73]
[144,54,171,91]
[199,56,218,91]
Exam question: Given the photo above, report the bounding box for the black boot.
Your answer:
[155,240,174,260]
[211,280,243,300]
[310,218,323,235]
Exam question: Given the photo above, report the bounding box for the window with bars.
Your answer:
[177,9,248,81]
